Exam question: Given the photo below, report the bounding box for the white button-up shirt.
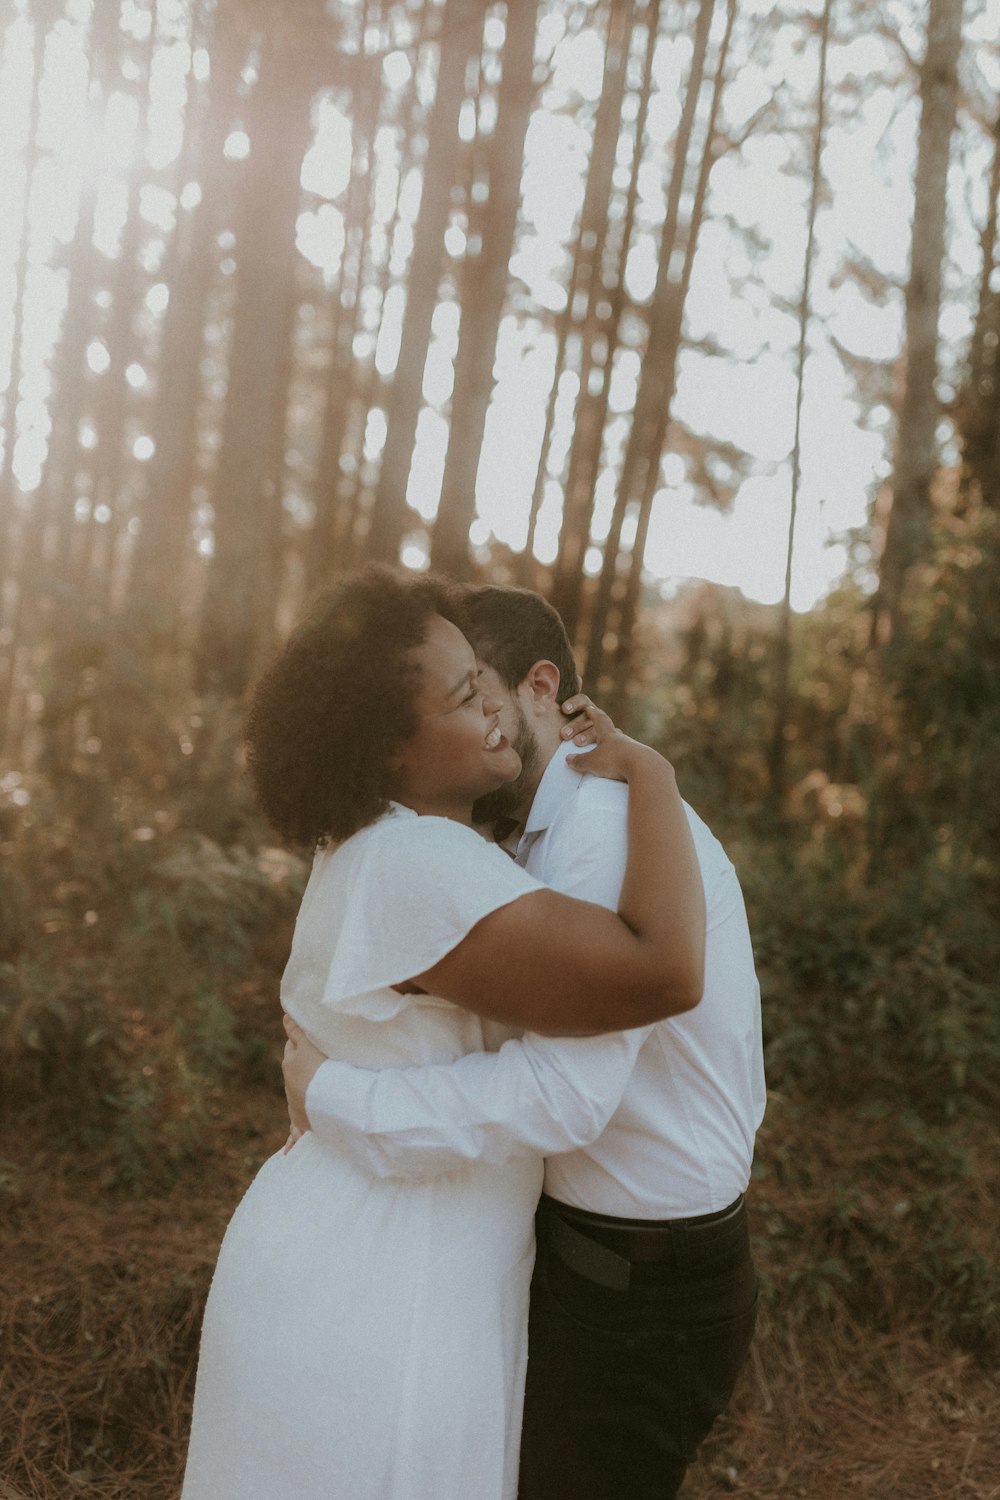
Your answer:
[305,742,765,1218]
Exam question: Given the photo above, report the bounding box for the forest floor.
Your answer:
[2,1079,998,1499]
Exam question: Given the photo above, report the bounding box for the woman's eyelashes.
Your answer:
[458,666,490,707]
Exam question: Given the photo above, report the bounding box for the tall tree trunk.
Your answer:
[123,2,246,643]
[548,0,637,636]
[429,0,541,578]
[873,0,964,646]
[767,0,832,797]
[583,0,716,687]
[78,13,157,611]
[38,0,122,586]
[332,51,428,574]
[196,24,320,695]
[549,0,661,638]
[0,0,120,749]
[521,0,631,581]
[0,0,54,577]
[0,0,53,744]
[519,220,586,582]
[306,42,382,590]
[606,0,736,718]
[366,0,484,564]
[959,108,1000,511]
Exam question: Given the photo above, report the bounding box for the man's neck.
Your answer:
[510,735,561,825]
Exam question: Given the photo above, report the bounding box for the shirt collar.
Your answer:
[522,739,587,838]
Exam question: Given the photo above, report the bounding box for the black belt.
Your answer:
[541,1194,745,1293]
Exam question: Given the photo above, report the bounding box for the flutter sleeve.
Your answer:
[289,808,543,1022]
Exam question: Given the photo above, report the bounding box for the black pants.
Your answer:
[518,1195,758,1500]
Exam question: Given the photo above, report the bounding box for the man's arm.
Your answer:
[286,1021,648,1178]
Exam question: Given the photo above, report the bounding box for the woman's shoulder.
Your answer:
[351,806,493,857]
[374,804,482,837]
[289,807,541,1024]
[313,806,511,888]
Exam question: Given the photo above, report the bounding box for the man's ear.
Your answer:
[522,659,562,710]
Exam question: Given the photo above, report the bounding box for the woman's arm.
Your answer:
[416,710,705,1035]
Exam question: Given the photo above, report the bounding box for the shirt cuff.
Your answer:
[305,1057,370,1139]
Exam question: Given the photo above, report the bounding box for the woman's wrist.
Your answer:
[621,741,675,783]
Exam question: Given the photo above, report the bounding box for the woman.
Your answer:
[181,566,703,1500]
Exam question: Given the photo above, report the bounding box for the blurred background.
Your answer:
[0,0,998,1495]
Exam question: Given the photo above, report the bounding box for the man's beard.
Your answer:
[472,701,542,825]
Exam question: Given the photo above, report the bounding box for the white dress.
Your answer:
[181,806,544,1500]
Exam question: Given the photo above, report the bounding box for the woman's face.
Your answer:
[392,615,522,822]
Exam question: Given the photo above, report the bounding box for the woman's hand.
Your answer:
[282,1014,327,1153]
[559,694,665,784]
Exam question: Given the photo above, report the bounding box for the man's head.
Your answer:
[461,585,581,823]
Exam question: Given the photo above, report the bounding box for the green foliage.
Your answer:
[621,552,1000,1365]
[736,836,1000,1120]
[0,766,306,1188]
[0,863,30,961]
[623,526,1000,1129]
[2,519,997,1373]
[873,499,1000,875]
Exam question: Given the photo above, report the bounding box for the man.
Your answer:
[283,584,765,1499]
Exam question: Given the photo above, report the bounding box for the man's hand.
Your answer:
[282,1014,327,1153]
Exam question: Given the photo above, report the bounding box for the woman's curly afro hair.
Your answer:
[245,565,462,847]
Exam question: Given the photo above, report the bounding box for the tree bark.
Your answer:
[196,22,321,695]
[607,0,737,719]
[429,0,541,578]
[0,1,53,744]
[332,49,428,574]
[0,1,54,579]
[366,0,485,564]
[78,16,157,610]
[123,2,246,643]
[583,0,716,687]
[549,0,637,637]
[873,0,964,644]
[306,45,382,590]
[767,0,832,798]
[0,0,119,749]
[959,108,1000,511]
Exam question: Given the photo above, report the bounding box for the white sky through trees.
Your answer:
[0,0,997,612]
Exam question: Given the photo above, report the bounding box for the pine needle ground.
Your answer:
[2,1085,997,1499]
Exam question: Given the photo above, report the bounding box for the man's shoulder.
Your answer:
[559,781,733,875]
[565,771,630,831]
[539,772,628,861]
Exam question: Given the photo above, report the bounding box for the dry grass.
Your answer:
[685,1099,1000,1500]
[1,1086,998,1500]
[688,1321,1000,1499]
[0,1093,286,1500]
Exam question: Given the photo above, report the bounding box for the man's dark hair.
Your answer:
[460,585,580,702]
[245,565,461,847]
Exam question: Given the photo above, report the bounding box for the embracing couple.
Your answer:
[181,568,765,1500]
